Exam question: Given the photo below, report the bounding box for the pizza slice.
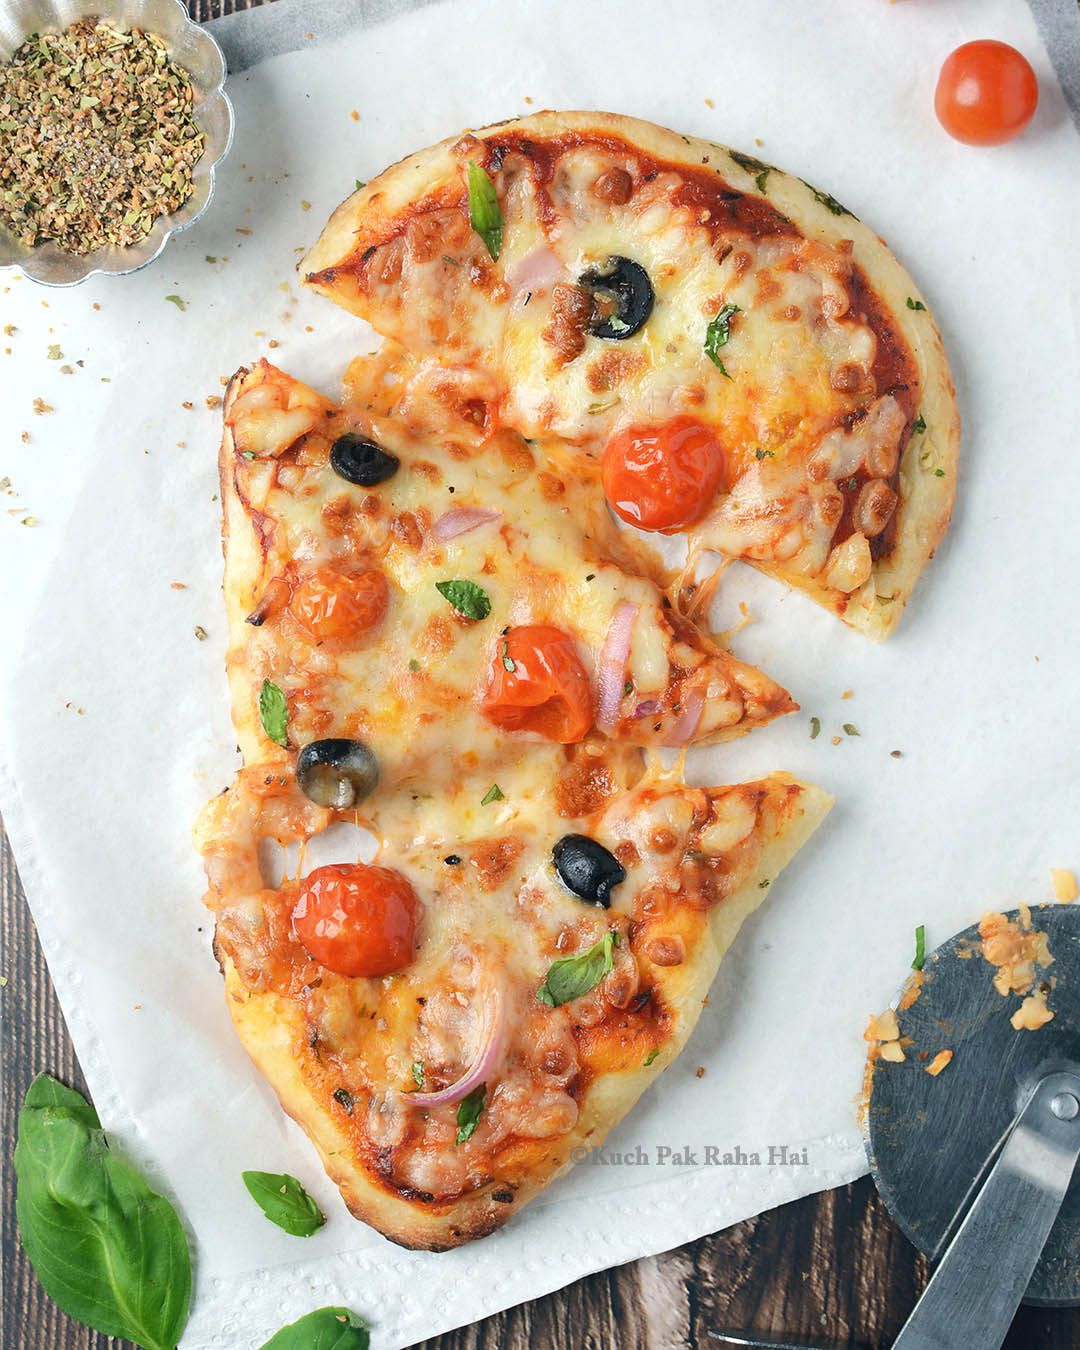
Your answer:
[194,755,831,1249]
[302,110,960,639]
[219,359,796,821]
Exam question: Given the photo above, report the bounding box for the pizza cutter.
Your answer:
[711,904,1080,1350]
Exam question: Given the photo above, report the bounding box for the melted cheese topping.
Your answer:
[309,131,921,604]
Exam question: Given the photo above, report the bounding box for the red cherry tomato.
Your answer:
[482,624,593,743]
[935,40,1038,146]
[289,567,389,642]
[292,863,418,977]
[601,417,726,533]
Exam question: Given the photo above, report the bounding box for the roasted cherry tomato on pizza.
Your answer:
[289,566,389,642]
[935,40,1038,146]
[292,863,419,977]
[482,624,593,743]
[602,418,726,533]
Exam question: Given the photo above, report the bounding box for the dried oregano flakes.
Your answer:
[0,20,204,254]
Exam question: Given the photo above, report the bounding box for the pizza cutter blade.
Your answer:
[865,903,1080,1347]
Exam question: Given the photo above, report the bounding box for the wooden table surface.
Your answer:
[3,3,1079,1347]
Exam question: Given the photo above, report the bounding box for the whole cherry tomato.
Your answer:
[292,863,418,977]
[935,40,1038,146]
[601,417,726,533]
[289,566,389,642]
[482,624,593,743]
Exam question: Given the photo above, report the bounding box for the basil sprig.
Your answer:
[467,161,503,261]
[704,303,740,379]
[537,931,618,1007]
[14,1074,191,1350]
[259,678,289,746]
[242,1170,325,1237]
[260,1306,370,1349]
[435,578,491,620]
[455,1084,487,1145]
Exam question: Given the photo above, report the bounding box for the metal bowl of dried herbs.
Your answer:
[0,0,233,285]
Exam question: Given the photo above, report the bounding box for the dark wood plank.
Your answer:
[4,4,1080,1348]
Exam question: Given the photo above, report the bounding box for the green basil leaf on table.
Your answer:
[14,1073,191,1350]
[260,1306,371,1349]
[242,1170,325,1237]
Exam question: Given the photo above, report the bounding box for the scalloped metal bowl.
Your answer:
[0,0,233,286]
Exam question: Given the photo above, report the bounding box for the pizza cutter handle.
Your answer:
[891,1069,1080,1350]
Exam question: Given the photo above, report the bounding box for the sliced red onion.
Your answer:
[431,506,502,543]
[595,602,638,735]
[506,246,564,302]
[665,685,705,746]
[407,991,508,1108]
[633,699,661,719]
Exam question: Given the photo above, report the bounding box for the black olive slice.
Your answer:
[329,434,400,487]
[296,738,379,809]
[578,256,654,340]
[552,834,626,907]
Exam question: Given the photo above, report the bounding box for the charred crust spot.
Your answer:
[614,840,641,869]
[542,283,592,367]
[469,836,525,892]
[491,1188,515,1204]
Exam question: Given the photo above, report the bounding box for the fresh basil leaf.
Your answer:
[704,303,740,379]
[15,1074,191,1350]
[242,1171,325,1238]
[435,578,491,621]
[259,678,289,747]
[260,1306,370,1350]
[467,161,503,261]
[455,1085,487,1145]
[537,930,617,1007]
[481,783,504,805]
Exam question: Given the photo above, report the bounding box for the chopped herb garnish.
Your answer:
[205,255,217,263]
[435,578,491,621]
[354,179,366,190]
[755,447,775,460]
[408,658,421,672]
[643,1048,659,1067]
[193,625,207,641]
[165,294,186,312]
[537,931,619,1007]
[906,297,926,311]
[455,1084,486,1144]
[810,716,821,740]
[501,640,515,672]
[332,1088,354,1115]
[259,678,289,747]
[934,468,945,477]
[800,178,855,219]
[481,783,504,805]
[728,148,771,177]
[758,879,771,889]
[704,302,740,378]
[240,449,255,460]
[912,924,926,971]
[912,413,927,435]
[467,161,503,261]
[411,1061,424,1089]
[46,344,62,360]
[843,723,860,737]
[624,680,633,696]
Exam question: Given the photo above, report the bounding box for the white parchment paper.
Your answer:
[2,0,1079,1345]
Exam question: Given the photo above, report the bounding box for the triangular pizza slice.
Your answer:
[195,757,830,1249]
[302,110,959,639]
[219,359,796,817]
